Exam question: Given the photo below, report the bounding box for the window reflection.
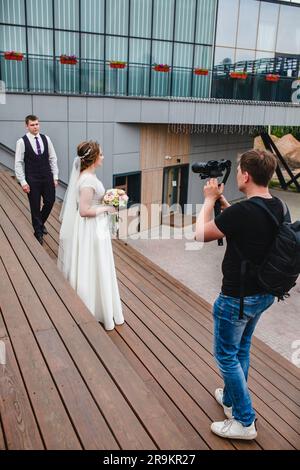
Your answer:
[257,2,279,52]
[276,4,300,54]
[216,0,239,47]
[236,0,259,49]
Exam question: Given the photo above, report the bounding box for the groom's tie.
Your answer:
[34,136,42,156]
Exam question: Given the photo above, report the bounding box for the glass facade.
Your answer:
[0,0,216,98]
[0,0,299,102]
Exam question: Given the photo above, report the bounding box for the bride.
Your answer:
[58,140,124,330]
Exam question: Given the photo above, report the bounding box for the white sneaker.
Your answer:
[214,388,233,419]
[211,418,257,440]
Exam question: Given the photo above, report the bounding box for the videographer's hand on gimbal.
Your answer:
[204,179,230,211]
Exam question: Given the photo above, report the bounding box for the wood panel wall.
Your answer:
[140,125,190,231]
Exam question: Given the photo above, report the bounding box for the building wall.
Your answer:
[0,94,141,190]
[188,133,253,206]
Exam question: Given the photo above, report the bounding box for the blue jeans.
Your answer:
[213,293,275,426]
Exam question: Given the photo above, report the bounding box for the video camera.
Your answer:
[192,159,232,180]
[192,159,232,246]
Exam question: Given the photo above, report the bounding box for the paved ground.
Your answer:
[127,189,300,365]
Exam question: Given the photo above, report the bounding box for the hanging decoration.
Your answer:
[265,74,280,82]
[60,54,77,65]
[109,61,127,69]
[229,72,248,80]
[153,63,170,72]
[194,68,209,76]
[4,51,24,61]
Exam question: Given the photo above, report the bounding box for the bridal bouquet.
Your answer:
[103,189,129,236]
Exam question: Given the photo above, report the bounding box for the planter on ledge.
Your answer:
[4,51,24,61]
[194,68,209,76]
[229,72,248,79]
[109,61,126,69]
[153,64,170,72]
[265,74,280,82]
[60,55,78,65]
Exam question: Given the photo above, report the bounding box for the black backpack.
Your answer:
[234,197,300,319]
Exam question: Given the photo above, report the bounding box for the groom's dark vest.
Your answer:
[22,134,52,181]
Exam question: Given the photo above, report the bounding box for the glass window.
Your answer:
[130,0,152,38]
[214,46,235,66]
[153,0,175,40]
[106,35,128,62]
[195,0,217,45]
[0,0,25,24]
[106,0,129,36]
[235,48,255,64]
[54,0,79,30]
[173,43,193,68]
[130,38,151,64]
[27,0,53,28]
[194,45,213,69]
[81,33,104,60]
[174,0,196,43]
[55,31,79,57]
[28,28,53,55]
[215,0,239,47]
[0,25,26,52]
[151,40,172,66]
[236,0,259,50]
[276,4,300,54]
[257,1,279,52]
[81,0,104,33]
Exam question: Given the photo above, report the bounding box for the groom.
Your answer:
[15,115,59,245]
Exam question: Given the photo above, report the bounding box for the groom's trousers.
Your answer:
[27,177,55,237]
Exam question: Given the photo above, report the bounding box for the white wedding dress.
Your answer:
[58,172,124,330]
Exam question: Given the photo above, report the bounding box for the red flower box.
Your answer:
[4,51,24,61]
[110,61,126,69]
[153,64,170,73]
[266,74,280,82]
[60,55,77,65]
[194,68,209,76]
[230,72,248,80]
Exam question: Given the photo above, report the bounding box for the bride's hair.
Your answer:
[77,140,101,172]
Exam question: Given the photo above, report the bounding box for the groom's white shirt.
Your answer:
[15,132,59,187]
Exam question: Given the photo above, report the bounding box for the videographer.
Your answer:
[195,149,284,440]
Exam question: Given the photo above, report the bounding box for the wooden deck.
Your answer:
[0,168,299,450]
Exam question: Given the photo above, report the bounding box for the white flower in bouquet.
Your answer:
[103,188,129,235]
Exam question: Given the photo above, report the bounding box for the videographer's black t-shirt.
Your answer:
[214,196,284,298]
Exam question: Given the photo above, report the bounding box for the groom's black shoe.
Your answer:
[34,233,44,245]
[42,225,48,235]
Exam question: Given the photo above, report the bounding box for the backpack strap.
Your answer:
[248,197,291,225]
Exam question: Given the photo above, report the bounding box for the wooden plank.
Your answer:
[82,320,193,450]
[0,258,81,450]
[0,311,43,450]
[109,328,209,450]
[2,170,299,449]
[0,175,59,257]
[110,319,237,451]
[117,281,296,450]
[0,227,119,450]
[115,261,300,447]
[0,201,156,450]
[0,172,62,234]
[117,240,300,377]
[114,243,300,394]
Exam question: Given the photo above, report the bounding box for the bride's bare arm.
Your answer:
[79,187,115,217]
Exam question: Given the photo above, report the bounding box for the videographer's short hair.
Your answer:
[239,149,277,187]
[25,115,39,124]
